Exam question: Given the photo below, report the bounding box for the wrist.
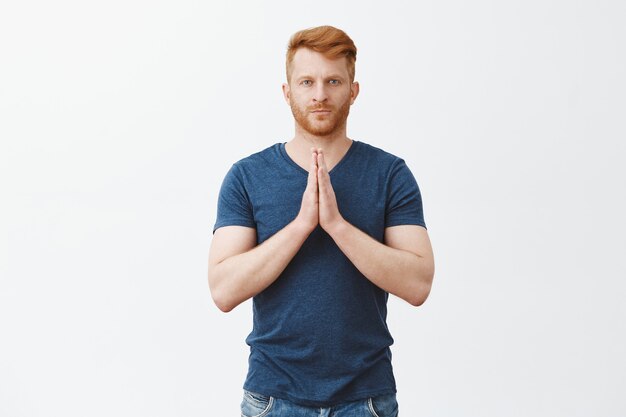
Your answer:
[324,216,349,238]
[292,215,317,236]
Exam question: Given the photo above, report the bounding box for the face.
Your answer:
[283,48,359,137]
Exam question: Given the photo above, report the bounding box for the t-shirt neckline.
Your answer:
[279,140,359,176]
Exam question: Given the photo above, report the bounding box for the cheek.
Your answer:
[338,90,352,104]
[289,92,302,104]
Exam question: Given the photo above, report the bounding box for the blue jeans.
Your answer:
[240,390,399,417]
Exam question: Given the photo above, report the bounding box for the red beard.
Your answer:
[290,98,351,137]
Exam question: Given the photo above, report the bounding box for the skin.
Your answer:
[208,47,435,312]
[282,47,359,174]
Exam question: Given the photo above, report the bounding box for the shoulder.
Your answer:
[232,143,281,168]
[353,140,407,172]
[226,143,283,180]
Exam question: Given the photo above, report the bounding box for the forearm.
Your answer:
[210,219,313,312]
[328,220,434,306]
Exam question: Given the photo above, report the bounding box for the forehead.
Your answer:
[290,48,350,78]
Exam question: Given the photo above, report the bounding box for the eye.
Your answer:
[302,80,312,86]
[329,79,340,85]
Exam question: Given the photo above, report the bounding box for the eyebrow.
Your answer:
[296,74,347,81]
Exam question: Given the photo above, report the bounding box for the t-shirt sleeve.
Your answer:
[212,164,256,234]
[385,159,427,229]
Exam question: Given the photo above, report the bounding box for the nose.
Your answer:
[312,83,328,103]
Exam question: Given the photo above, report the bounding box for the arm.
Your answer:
[327,222,435,306]
[315,149,435,306]
[208,221,313,312]
[208,150,319,312]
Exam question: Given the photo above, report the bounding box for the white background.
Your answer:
[1,0,625,416]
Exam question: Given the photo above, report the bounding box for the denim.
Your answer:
[240,390,399,417]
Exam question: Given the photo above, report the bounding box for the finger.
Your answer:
[317,151,329,180]
[320,149,331,170]
[307,149,318,190]
[317,153,329,195]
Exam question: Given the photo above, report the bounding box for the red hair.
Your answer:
[286,25,357,83]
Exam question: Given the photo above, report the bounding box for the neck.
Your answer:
[285,123,353,172]
[291,121,350,150]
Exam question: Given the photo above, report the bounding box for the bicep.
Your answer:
[384,225,433,262]
[208,225,257,268]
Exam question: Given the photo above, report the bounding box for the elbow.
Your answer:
[211,293,235,313]
[209,281,238,312]
[408,287,430,307]
[409,292,429,307]
[408,271,434,307]
[208,270,236,313]
[214,298,235,313]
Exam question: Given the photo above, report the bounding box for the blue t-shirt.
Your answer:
[213,140,426,407]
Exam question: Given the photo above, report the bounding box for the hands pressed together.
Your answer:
[297,147,345,235]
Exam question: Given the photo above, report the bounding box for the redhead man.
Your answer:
[208,25,434,417]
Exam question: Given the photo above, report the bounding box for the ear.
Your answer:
[349,81,360,105]
[282,83,291,105]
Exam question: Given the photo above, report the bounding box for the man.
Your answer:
[208,25,434,417]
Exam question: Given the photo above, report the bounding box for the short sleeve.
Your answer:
[212,164,256,234]
[385,159,427,229]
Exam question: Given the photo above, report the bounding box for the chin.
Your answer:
[309,123,336,136]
